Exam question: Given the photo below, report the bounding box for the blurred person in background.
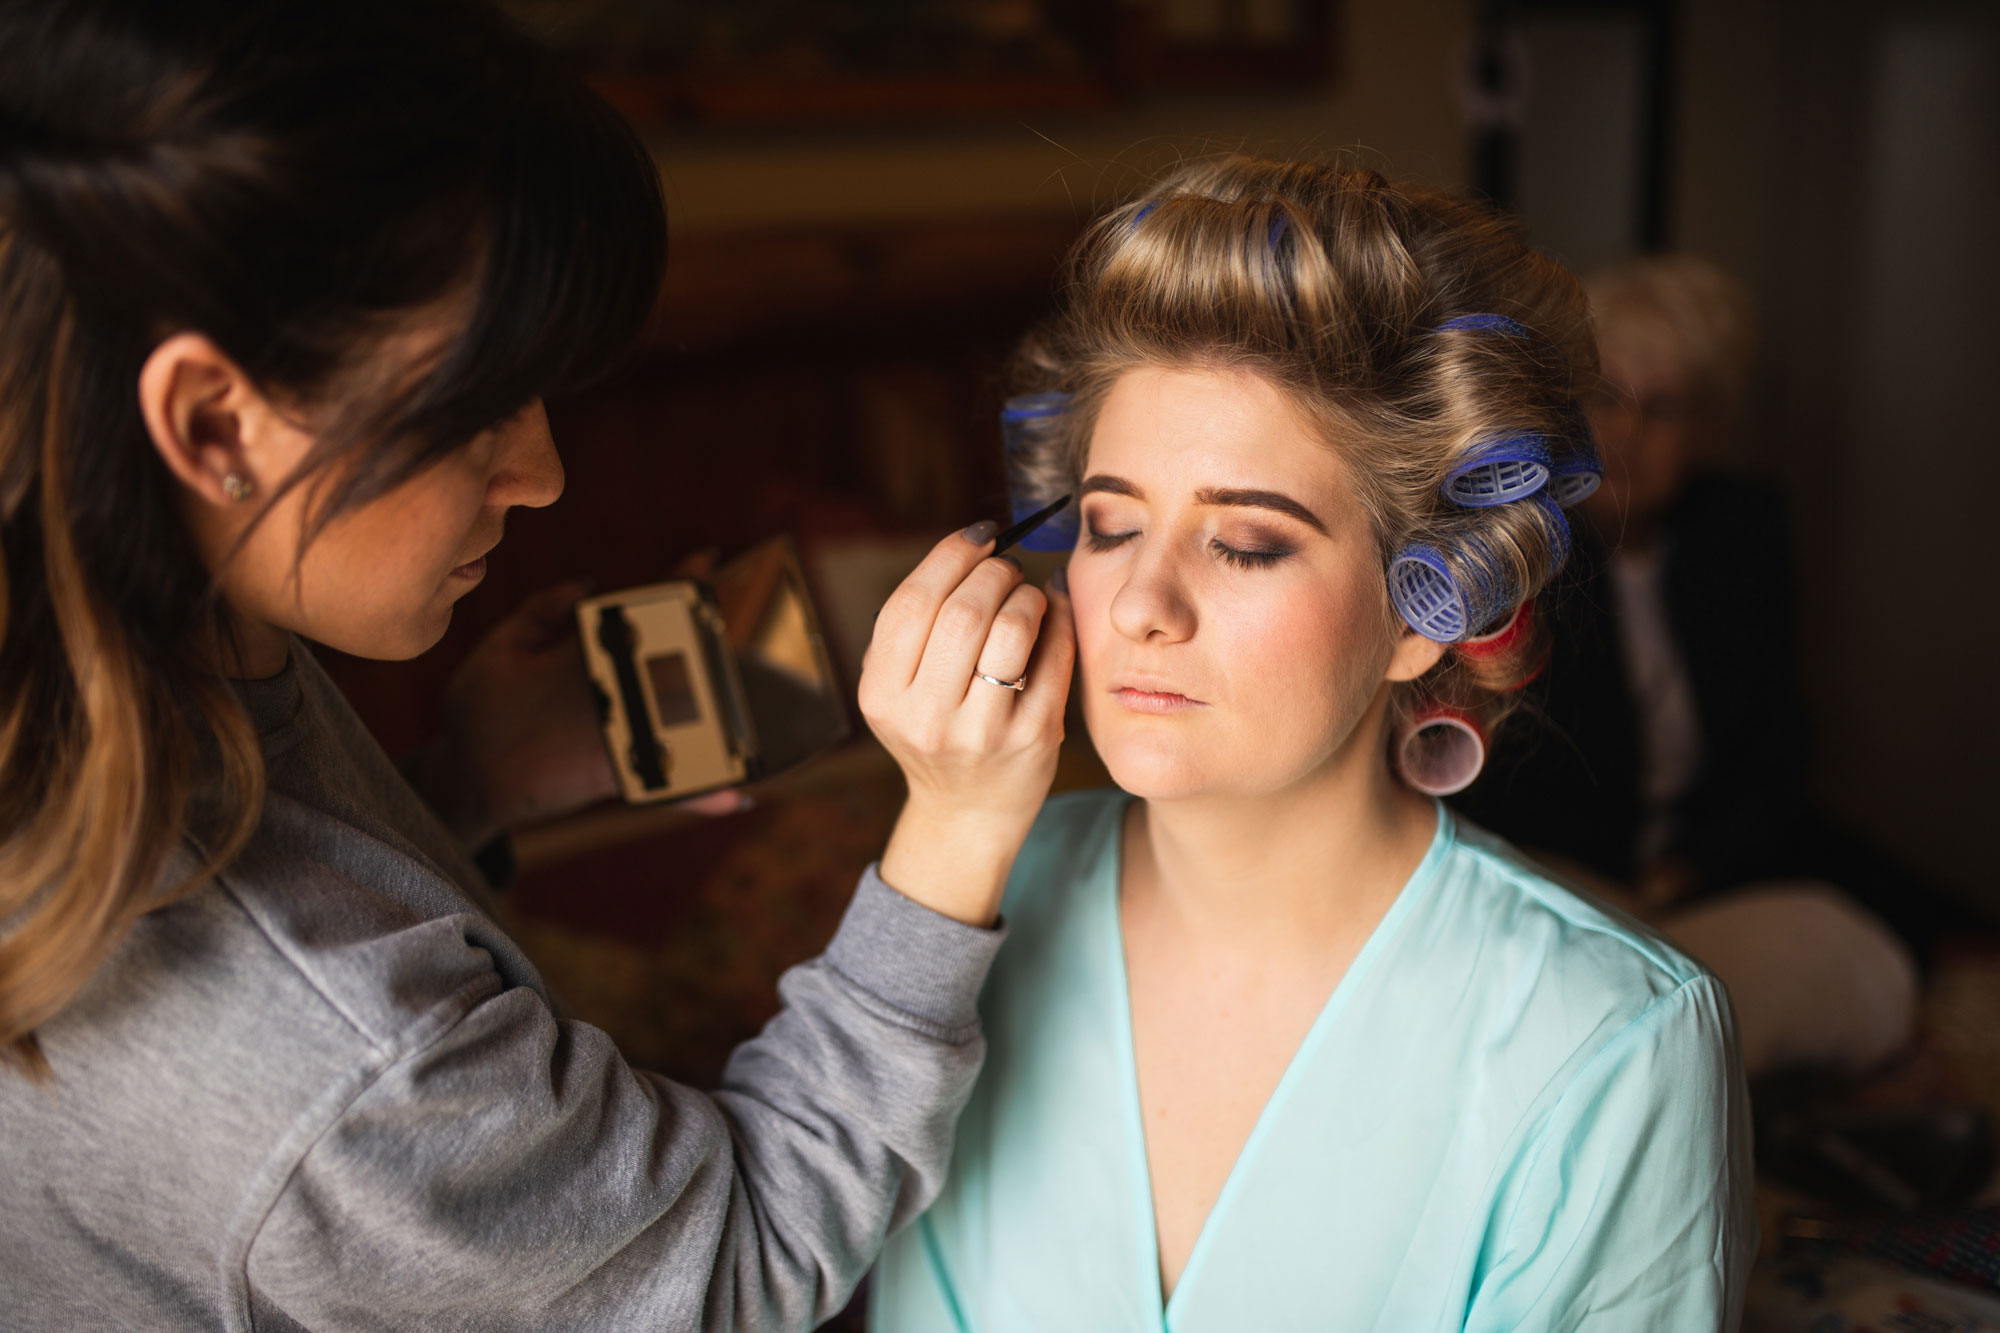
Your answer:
[1458,253,1945,1082]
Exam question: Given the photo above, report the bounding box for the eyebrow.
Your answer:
[1078,474,1329,535]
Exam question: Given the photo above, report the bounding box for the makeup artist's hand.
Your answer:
[407,581,741,849]
[859,523,1075,926]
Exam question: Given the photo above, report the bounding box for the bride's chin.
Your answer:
[1094,739,1228,803]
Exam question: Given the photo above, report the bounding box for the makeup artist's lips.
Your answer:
[450,539,500,581]
[1111,686,1206,714]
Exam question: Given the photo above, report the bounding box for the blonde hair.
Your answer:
[1585,254,1757,415]
[1007,155,1598,740]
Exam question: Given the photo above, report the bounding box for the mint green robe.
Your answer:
[872,791,1755,1331]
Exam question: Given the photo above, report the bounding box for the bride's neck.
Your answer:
[1125,721,1437,950]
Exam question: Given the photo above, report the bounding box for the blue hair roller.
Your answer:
[1129,200,1160,232]
[1388,538,1517,644]
[1000,391,1071,425]
[1437,313,1533,338]
[1547,439,1603,508]
[1441,435,1551,507]
[1000,392,1081,552]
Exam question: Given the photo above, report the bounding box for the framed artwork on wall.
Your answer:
[502,0,1340,126]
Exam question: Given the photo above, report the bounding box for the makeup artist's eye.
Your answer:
[1212,539,1291,570]
[1084,523,1138,552]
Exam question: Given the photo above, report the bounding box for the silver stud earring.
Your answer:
[220,471,254,503]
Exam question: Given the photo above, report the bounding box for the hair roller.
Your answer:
[1388,532,1520,644]
[1436,313,1532,338]
[1000,392,1081,551]
[1441,434,1551,507]
[1455,597,1549,692]
[1394,705,1487,796]
[1547,438,1603,508]
[1457,597,1531,660]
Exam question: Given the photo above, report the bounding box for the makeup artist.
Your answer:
[0,2,1072,1329]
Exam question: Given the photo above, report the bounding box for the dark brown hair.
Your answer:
[0,0,666,1074]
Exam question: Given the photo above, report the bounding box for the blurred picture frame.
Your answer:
[503,0,1340,127]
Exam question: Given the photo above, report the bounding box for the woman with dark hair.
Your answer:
[0,2,1071,1327]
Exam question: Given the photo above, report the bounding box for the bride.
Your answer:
[870,157,1755,1331]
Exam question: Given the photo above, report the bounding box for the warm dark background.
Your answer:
[319,0,1999,1089]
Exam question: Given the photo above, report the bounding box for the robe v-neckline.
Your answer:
[1100,795,1455,1330]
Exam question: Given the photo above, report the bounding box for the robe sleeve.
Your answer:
[1463,974,1758,1332]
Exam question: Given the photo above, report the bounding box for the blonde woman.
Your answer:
[1462,255,1929,1082]
[870,161,1756,1331]
[0,2,1071,1327]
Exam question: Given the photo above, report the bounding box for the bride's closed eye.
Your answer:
[1084,522,1138,552]
[1084,520,1294,571]
[1211,539,1291,569]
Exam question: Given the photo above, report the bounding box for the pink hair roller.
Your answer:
[1394,706,1488,796]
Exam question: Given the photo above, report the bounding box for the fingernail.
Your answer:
[1047,566,1069,595]
[961,520,998,544]
[998,553,1022,571]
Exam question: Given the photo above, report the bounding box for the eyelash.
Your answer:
[1082,525,1134,553]
[1215,542,1289,569]
[1083,524,1292,569]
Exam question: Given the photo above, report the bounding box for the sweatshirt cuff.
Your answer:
[822,863,1007,1038]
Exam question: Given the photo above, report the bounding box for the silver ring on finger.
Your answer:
[973,671,1028,691]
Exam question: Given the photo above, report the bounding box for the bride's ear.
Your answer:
[1385,625,1446,683]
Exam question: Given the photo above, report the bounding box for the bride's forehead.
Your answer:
[1085,371,1351,499]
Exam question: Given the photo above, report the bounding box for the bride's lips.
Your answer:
[1111,685,1206,714]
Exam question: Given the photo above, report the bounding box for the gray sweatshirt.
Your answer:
[0,645,1004,1331]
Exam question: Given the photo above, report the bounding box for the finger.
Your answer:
[909,556,1025,708]
[962,581,1047,724]
[1014,570,1076,730]
[680,789,750,817]
[865,524,1001,689]
[670,549,719,580]
[506,581,592,648]
[974,581,1046,681]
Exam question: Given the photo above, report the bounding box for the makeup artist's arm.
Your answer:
[860,524,1075,926]
[249,530,1073,1333]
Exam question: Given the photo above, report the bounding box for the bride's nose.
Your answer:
[1107,540,1198,645]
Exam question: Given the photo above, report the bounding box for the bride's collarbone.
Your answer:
[1123,926,1353,1299]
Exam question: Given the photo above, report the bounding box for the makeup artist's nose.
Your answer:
[488,400,564,510]
[1108,545,1197,645]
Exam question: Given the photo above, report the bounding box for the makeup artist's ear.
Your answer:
[1384,626,1447,683]
[137,333,299,507]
